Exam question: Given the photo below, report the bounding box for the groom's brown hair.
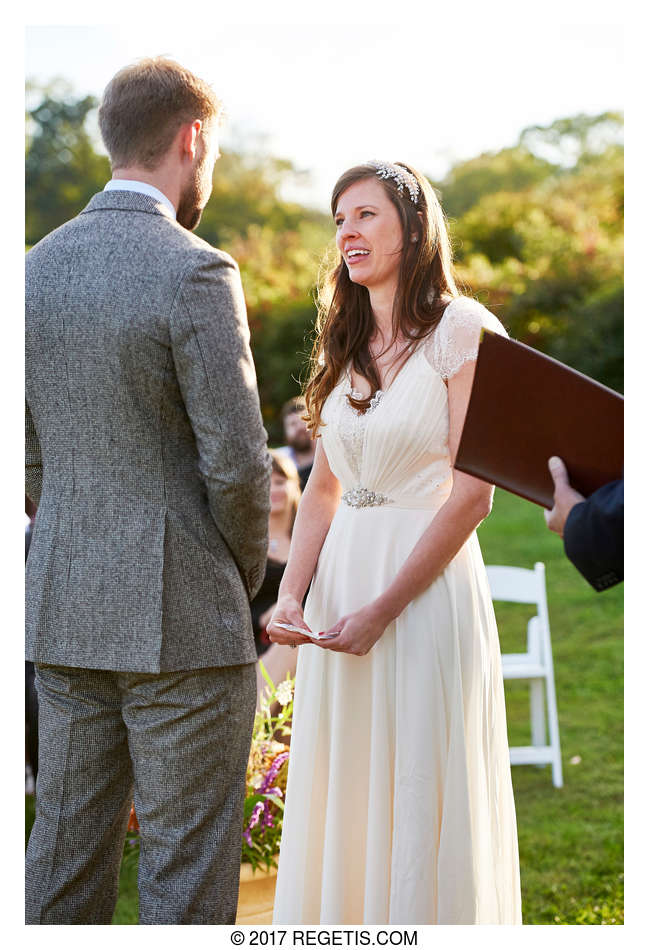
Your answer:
[98,57,223,170]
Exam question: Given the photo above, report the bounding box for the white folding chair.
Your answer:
[486,561,563,788]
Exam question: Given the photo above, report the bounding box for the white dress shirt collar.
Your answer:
[104,179,176,220]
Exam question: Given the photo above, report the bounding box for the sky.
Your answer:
[24,18,624,210]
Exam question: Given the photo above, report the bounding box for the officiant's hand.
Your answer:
[267,595,313,646]
[545,456,585,538]
[318,602,389,656]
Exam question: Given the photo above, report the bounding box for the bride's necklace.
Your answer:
[348,336,411,410]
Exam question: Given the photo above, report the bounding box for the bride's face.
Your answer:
[334,178,404,291]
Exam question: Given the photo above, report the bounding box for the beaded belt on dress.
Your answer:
[340,481,452,511]
[341,486,393,508]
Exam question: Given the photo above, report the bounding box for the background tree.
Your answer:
[26,86,623,439]
[195,153,330,439]
[437,111,623,393]
[25,83,330,441]
[25,80,110,247]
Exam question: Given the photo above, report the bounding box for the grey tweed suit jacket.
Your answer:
[25,190,271,673]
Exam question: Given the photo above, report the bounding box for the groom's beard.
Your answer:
[176,154,212,231]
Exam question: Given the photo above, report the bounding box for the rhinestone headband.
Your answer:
[367,160,420,204]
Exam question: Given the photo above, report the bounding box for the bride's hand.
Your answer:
[319,602,390,656]
[266,595,313,646]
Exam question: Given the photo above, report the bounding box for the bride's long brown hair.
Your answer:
[303,161,460,435]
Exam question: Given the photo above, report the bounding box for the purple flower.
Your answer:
[244,750,289,850]
[248,802,264,830]
[259,752,289,793]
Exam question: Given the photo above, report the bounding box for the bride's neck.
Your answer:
[368,282,398,346]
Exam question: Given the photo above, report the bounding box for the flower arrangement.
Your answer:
[241,663,294,871]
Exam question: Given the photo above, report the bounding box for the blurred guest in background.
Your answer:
[26,494,38,524]
[277,396,315,490]
[545,456,623,592]
[251,450,302,698]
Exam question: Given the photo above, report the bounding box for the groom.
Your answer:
[25,58,271,924]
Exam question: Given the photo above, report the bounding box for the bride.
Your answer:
[267,160,521,925]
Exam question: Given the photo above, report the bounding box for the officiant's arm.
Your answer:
[321,360,493,654]
[266,439,341,644]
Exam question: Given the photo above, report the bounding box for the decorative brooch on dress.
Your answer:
[367,160,420,204]
[342,486,393,509]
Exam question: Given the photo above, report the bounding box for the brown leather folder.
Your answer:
[454,330,624,509]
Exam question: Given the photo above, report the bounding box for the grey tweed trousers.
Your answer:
[25,662,256,925]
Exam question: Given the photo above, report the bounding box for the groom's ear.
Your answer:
[180,120,203,161]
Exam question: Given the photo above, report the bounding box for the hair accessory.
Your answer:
[367,160,420,204]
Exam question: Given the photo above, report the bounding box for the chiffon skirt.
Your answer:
[272,500,521,925]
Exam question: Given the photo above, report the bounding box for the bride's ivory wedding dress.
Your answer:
[272,298,522,925]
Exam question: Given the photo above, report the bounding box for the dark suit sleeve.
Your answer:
[170,251,271,600]
[563,479,624,592]
[25,401,43,507]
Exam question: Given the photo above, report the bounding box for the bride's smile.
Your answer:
[335,177,405,291]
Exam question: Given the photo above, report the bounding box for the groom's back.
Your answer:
[26,194,209,497]
[25,192,264,674]
[25,57,271,928]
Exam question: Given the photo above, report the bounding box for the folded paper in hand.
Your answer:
[271,621,338,641]
[454,330,623,509]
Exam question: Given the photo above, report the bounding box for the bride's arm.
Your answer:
[322,359,493,654]
[266,438,342,645]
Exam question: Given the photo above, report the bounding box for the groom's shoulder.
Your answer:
[26,206,238,280]
[26,217,85,285]
[166,225,238,273]
[26,216,78,260]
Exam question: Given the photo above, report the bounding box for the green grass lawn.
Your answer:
[479,488,623,925]
[25,488,623,924]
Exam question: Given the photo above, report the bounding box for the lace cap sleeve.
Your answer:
[425,297,508,380]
